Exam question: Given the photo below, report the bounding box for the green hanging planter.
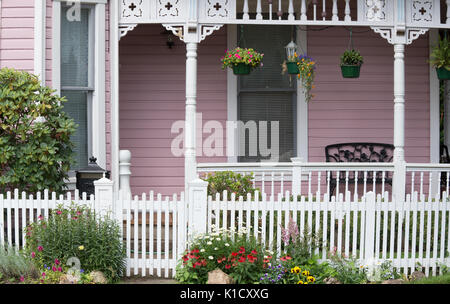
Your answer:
[341,64,361,78]
[286,61,300,74]
[232,63,252,75]
[436,67,450,80]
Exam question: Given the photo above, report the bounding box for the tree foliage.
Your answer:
[0,68,76,193]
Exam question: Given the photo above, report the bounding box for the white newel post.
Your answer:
[188,178,208,241]
[364,192,376,264]
[185,41,199,193]
[393,43,406,203]
[119,150,131,199]
[94,175,114,219]
[291,157,304,197]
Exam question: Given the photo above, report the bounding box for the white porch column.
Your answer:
[393,43,406,202]
[185,42,199,190]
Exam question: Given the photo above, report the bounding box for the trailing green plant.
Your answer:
[24,203,126,282]
[201,171,259,200]
[340,49,364,66]
[290,53,316,102]
[0,246,39,282]
[0,68,76,194]
[430,36,450,70]
[175,226,268,284]
[220,47,264,70]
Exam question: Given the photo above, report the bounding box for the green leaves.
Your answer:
[0,68,76,194]
[221,47,264,70]
[202,171,259,200]
[340,49,364,66]
[430,36,450,69]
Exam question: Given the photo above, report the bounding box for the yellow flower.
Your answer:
[293,266,301,274]
[302,270,310,276]
[307,276,315,283]
[297,280,304,284]
[78,245,85,251]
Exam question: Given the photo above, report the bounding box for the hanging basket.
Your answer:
[436,67,450,80]
[286,62,300,74]
[232,63,252,75]
[341,64,361,78]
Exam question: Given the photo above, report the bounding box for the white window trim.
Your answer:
[429,29,440,163]
[52,0,107,188]
[226,25,309,163]
[34,0,46,84]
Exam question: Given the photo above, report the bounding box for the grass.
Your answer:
[406,272,450,284]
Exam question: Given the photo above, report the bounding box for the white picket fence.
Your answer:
[1,183,450,279]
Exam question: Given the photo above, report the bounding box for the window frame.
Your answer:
[52,0,106,187]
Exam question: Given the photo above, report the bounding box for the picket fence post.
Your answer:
[364,191,376,264]
[291,157,304,197]
[119,149,132,199]
[187,178,208,241]
[94,174,114,219]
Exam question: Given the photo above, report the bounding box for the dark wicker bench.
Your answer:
[325,142,394,195]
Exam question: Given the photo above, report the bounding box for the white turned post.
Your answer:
[188,178,208,240]
[344,0,351,22]
[291,157,304,197]
[288,0,294,20]
[332,0,338,21]
[243,0,249,20]
[301,0,307,21]
[393,43,406,202]
[256,0,262,20]
[119,149,131,199]
[447,0,450,24]
[94,174,114,219]
[185,42,199,192]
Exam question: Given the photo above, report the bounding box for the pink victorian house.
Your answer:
[1,0,450,202]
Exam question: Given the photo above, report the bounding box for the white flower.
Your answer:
[214,247,218,250]
[225,243,230,247]
[208,256,214,260]
[207,241,212,245]
[200,249,205,252]
[216,238,221,241]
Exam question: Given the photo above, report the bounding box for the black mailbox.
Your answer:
[75,156,110,196]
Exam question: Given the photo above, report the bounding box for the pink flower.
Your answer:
[52,266,57,272]
[37,246,43,252]
[20,276,24,282]
[38,215,43,220]
[42,272,46,277]
[56,211,62,215]
[31,252,35,258]
[58,267,62,272]
[54,258,60,265]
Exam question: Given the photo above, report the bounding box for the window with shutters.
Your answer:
[238,25,297,162]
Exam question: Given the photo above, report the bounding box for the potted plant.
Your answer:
[221,47,264,75]
[430,36,450,80]
[340,49,363,78]
[296,54,316,102]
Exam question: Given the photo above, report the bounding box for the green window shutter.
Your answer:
[238,25,296,162]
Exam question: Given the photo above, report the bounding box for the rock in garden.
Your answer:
[411,271,425,281]
[207,269,235,284]
[381,279,403,284]
[59,274,79,284]
[90,271,108,284]
[323,277,341,284]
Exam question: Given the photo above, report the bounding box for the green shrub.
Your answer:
[175,226,268,284]
[24,203,126,283]
[430,36,450,69]
[340,49,364,66]
[0,246,39,282]
[201,171,259,200]
[0,68,76,194]
[327,251,368,284]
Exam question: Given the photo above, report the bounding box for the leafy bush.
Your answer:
[258,263,318,284]
[430,36,450,70]
[327,250,368,284]
[201,171,259,200]
[340,49,364,66]
[24,203,126,282]
[0,246,39,282]
[175,226,269,284]
[0,68,76,194]
[221,47,264,70]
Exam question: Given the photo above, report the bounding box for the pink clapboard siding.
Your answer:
[118,24,227,196]
[0,0,34,71]
[307,27,430,163]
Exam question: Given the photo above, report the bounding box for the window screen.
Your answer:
[60,5,91,170]
[238,25,296,162]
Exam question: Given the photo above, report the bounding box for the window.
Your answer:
[238,25,297,162]
[60,4,93,170]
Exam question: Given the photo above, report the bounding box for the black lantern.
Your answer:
[75,156,110,197]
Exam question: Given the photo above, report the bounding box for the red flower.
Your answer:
[231,252,238,257]
[182,255,189,261]
[251,250,257,255]
[191,249,199,254]
[280,255,292,261]
[225,264,231,269]
[238,246,245,254]
[238,256,246,263]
